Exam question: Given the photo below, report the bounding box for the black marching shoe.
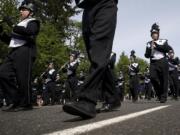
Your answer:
[63,100,96,119]
[160,98,167,103]
[97,102,121,113]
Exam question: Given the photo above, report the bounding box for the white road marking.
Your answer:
[45,105,170,135]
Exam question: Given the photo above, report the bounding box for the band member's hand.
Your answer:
[12,25,20,33]
[151,41,156,48]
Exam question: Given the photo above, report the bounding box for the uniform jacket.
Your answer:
[145,39,172,61]
[0,17,40,58]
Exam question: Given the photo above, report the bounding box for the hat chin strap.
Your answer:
[27,11,33,18]
[22,12,33,21]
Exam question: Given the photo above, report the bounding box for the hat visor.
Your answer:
[19,6,31,11]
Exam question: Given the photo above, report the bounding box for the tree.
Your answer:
[116,51,130,75]
[64,20,90,75]
[116,52,149,94]
[116,52,130,93]
[32,0,83,77]
[35,0,78,41]
[136,57,149,73]
[33,22,69,77]
[0,0,81,78]
[0,0,19,63]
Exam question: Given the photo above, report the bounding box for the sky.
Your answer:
[71,0,180,61]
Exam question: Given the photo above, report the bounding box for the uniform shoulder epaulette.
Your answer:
[160,38,167,41]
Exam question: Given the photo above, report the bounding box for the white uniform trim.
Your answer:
[9,18,36,48]
[132,63,138,68]
[67,60,78,76]
[145,79,150,83]
[45,69,55,84]
[149,39,167,60]
[49,69,55,75]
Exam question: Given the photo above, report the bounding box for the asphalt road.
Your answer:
[0,99,180,135]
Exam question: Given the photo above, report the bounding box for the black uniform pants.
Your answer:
[129,75,139,101]
[145,82,152,99]
[169,70,179,98]
[116,84,124,102]
[78,0,119,105]
[43,82,56,104]
[150,58,169,100]
[0,46,35,107]
[67,76,78,98]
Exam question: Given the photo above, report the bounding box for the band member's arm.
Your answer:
[51,71,57,81]
[13,21,40,36]
[62,63,68,73]
[133,65,139,73]
[155,41,172,53]
[12,21,40,43]
[144,42,152,58]
[69,62,79,72]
